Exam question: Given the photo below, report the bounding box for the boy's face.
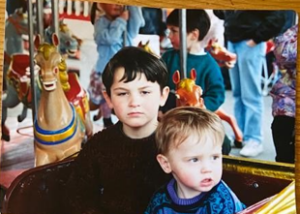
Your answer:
[167,25,198,51]
[104,67,169,138]
[158,134,222,198]
[167,25,180,50]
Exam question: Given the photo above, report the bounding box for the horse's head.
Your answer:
[58,21,79,57]
[173,69,205,108]
[44,21,79,57]
[6,8,28,35]
[206,39,237,68]
[34,33,62,91]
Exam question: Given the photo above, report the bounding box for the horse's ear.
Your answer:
[138,41,142,47]
[207,39,213,47]
[173,70,181,84]
[190,69,197,80]
[146,40,150,45]
[34,34,42,49]
[52,33,59,47]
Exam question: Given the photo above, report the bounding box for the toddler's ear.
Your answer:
[157,154,172,174]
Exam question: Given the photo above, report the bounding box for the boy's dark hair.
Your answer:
[102,47,168,96]
[166,9,211,41]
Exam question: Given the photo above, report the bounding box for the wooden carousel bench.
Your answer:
[1,156,295,214]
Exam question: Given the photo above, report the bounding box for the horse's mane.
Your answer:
[37,43,57,60]
[178,78,196,92]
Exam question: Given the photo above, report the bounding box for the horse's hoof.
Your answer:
[2,133,10,142]
[17,115,25,123]
[2,124,10,141]
[234,140,243,148]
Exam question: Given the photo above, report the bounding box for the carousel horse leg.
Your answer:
[17,105,28,122]
[215,108,243,148]
[1,122,10,142]
[1,85,23,141]
[2,103,10,141]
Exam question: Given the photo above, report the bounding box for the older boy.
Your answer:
[161,9,225,113]
[65,47,170,214]
[145,106,245,213]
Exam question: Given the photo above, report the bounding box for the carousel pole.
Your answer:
[51,0,60,50]
[27,0,37,122]
[36,0,44,36]
[179,9,187,78]
[123,6,127,47]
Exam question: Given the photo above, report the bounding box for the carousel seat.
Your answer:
[2,158,75,214]
[1,156,294,214]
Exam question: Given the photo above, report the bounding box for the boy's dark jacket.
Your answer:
[213,10,286,44]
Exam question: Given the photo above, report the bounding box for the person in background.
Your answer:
[88,3,145,127]
[64,47,170,214]
[160,9,231,155]
[139,7,166,38]
[270,25,297,164]
[145,106,246,214]
[161,9,225,114]
[213,10,286,157]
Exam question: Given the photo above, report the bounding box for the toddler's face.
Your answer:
[100,4,124,18]
[166,134,222,198]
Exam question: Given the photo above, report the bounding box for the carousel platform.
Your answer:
[0,117,34,189]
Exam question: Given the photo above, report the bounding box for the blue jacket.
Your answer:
[145,179,246,214]
[94,6,145,73]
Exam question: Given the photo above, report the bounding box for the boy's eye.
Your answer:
[117,92,127,96]
[188,158,198,163]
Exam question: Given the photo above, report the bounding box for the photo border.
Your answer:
[0,0,299,211]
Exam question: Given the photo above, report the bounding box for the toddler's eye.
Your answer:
[188,158,198,163]
[141,91,150,95]
[212,155,221,160]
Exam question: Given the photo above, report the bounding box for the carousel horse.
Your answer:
[1,54,41,141]
[2,19,83,141]
[33,33,92,166]
[173,69,243,147]
[2,8,29,138]
[5,8,28,56]
[205,39,237,68]
[44,20,82,59]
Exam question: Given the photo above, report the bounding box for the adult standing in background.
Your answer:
[213,10,286,157]
[270,25,297,164]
